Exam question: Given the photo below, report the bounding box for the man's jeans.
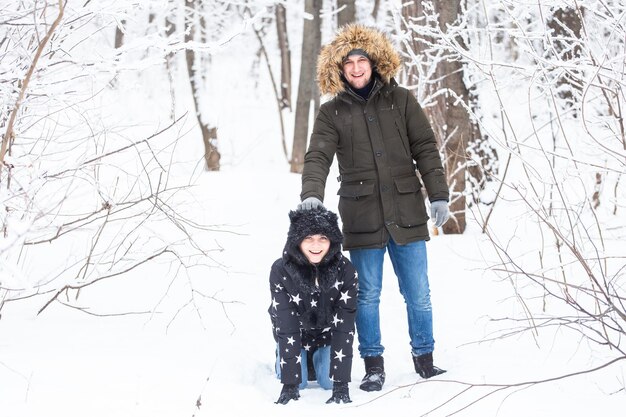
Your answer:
[275,345,332,390]
[350,239,435,358]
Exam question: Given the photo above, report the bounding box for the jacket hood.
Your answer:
[283,207,343,267]
[282,207,344,329]
[317,24,402,96]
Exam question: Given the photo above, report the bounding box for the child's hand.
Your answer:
[275,384,300,405]
[325,382,351,404]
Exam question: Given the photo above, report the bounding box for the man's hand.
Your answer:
[298,196,324,210]
[275,384,300,405]
[430,200,450,228]
[325,382,351,404]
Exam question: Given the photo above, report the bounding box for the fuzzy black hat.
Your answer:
[284,207,343,265]
[282,207,345,329]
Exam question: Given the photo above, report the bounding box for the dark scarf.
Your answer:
[351,75,376,100]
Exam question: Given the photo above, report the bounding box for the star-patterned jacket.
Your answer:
[268,208,358,386]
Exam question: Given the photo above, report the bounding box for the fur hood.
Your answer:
[317,24,402,96]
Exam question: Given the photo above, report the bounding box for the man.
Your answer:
[298,24,450,392]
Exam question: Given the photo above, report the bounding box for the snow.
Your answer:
[2,2,626,416]
[2,174,624,416]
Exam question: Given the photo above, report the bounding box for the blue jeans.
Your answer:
[275,345,332,390]
[350,239,434,358]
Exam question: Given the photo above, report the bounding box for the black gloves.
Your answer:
[275,384,300,405]
[276,382,351,404]
[325,381,351,404]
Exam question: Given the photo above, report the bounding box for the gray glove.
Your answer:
[298,196,324,210]
[430,200,450,228]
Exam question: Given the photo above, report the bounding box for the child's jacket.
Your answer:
[268,208,358,385]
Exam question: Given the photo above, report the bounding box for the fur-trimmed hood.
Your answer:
[317,24,402,96]
[281,207,345,329]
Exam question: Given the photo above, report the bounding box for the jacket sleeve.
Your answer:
[404,91,449,202]
[329,256,358,383]
[301,103,339,202]
[269,262,303,385]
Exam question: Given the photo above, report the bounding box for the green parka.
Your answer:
[301,24,449,250]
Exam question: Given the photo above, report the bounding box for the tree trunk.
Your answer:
[185,0,220,171]
[312,5,322,117]
[372,0,381,20]
[290,0,322,174]
[401,0,475,234]
[110,19,126,89]
[399,1,428,87]
[165,3,177,121]
[337,0,356,28]
[1,0,65,180]
[114,20,125,49]
[547,7,583,113]
[276,3,292,111]
[432,0,468,234]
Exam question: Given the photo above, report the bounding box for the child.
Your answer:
[268,207,358,404]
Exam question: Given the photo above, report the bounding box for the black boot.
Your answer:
[412,352,446,379]
[359,356,385,392]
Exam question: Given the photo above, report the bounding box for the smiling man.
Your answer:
[341,49,373,92]
[298,24,451,392]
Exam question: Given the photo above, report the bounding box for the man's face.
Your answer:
[342,55,372,90]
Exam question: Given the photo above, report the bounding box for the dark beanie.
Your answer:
[344,48,371,62]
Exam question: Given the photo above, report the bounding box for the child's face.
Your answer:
[299,234,331,264]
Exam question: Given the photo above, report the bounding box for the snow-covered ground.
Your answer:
[2,163,625,416]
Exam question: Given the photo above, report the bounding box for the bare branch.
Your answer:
[1,0,65,176]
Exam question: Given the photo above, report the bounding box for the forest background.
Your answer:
[1,0,625,416]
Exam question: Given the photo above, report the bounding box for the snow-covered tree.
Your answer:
[0,0,261,316]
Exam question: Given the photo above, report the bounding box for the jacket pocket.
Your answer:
[393,175,427,227]
[337,181,381,233]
